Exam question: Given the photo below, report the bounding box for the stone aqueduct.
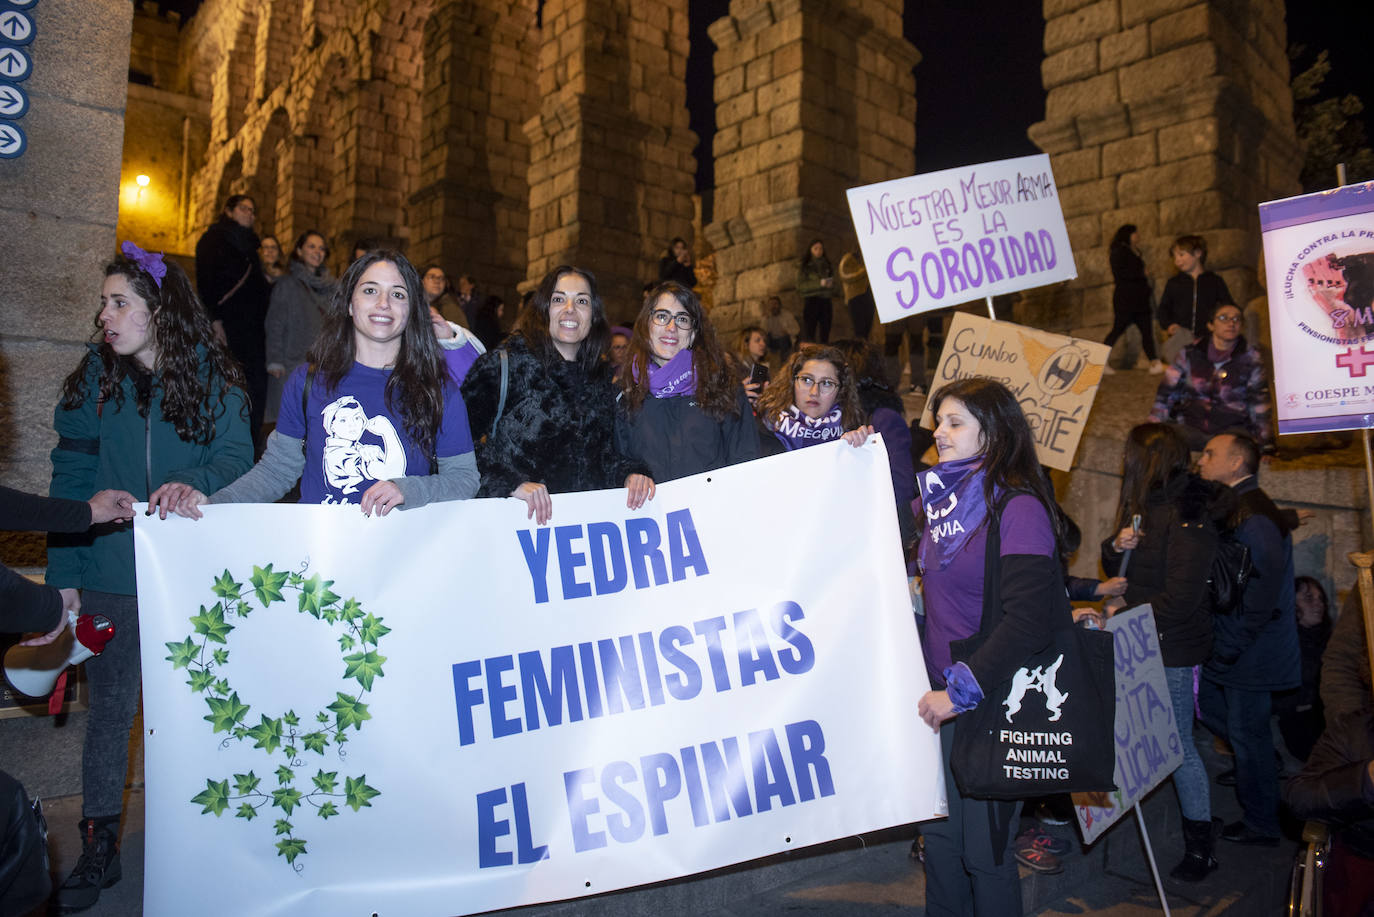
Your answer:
[122,0,1299,334]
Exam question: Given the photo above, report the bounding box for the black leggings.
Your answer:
[1103,309,1157,360]
[802,296,832,344]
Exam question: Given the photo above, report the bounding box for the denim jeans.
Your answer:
[1199,674,1278,836]
[79,591,141,821]
[1165,665,1211,822]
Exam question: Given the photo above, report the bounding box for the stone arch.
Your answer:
[218,6,259,141]
[307,0,350,37]
[255,0,297,102]
[251,107,293,243]
[297,53,353,268]
[214,149,246,217]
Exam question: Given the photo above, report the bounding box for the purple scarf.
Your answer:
[771,404,844,451]
[642,349,697,398]
[916,456,990,573]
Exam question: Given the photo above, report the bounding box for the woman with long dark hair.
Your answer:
[1101,422,1231,881]
[264,229,334,425]
[755,343,871,453]
[150,250,478,516]
[47,243,253,910]
[913,378,1069,916]
[797,238,839,343]
[1103,223,1163,373]
[615,281,759,482]
[459,265,654,524]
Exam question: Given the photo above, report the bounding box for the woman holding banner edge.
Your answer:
[914,378,1069,916]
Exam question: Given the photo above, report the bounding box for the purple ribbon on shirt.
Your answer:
[770,404,844,451]
[916,455,989,574]
[641,349,697,398]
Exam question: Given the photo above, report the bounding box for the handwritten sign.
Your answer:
[918,312,1107,471]
[1258,182,1374,434]
[845,154,1078,322]
[1071,605,1181,845]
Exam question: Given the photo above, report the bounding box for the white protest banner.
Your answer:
[1071,604,1181,844]
[918,312,1108,471]
[1259,182,1374,434]
[846,154,1077,323]
[133,439,943,917]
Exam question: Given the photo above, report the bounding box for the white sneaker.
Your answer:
[1148,360,1165,374]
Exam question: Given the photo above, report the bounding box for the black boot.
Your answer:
[1169,816,1219,882]
[53,817,121,912]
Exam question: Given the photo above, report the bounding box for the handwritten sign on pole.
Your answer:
[918,312,1107,471]
[845,154,1078,323]
[1072,604,1182,845]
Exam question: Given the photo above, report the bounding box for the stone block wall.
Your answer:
[524,0,697,320]
[1025,0,1301,338]
[704,0,917,338]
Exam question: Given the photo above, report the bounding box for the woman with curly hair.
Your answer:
[47,242,254,910]
[756,343,872,454]
[459,265,654,525]
[150,250,478,517]
[614,281,759,482]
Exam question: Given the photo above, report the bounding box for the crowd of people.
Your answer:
[2,207,1372,916]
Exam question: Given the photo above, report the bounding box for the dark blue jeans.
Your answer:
[79,591,141,821]
[1198,674,1278,836]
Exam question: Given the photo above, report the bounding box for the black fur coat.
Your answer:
[460,335,649,497]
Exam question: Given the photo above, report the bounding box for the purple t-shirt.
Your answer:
[921,494,1054,686]
[277,362,474,505]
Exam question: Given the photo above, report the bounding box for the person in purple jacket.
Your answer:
[914,377,1072,917]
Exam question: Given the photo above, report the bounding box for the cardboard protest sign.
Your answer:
[1259,182,1374,434]
[918,312,1108,471]
[846,154,1078,323]
[133,440,944,917]
[1072,605,1182,845]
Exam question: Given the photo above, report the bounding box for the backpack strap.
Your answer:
[491,349,509,430]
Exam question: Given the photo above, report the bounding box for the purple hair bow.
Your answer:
[121,240,167,288]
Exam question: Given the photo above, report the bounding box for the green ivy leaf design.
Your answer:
[250,564,289,606]
[165,637,198,670]
[246,715,283,755]
[275,837,307,865]
[342,650,387,692]
[212,648,229,666]
[204,692,250,734]
[317,801,339,820]
[212,677,230,696]
[233,771,261,796]
[338,633,356,652]
[327,693,371,732]
[190,602,234,644]
[211,569,242,601]
[301,731,330,755]
[236,803,258,821]
[357,612,391,647]
[340,598,363,622]
[273,819,292,837]
[283,710,299,727]
[271,786,303,815]
[275,764,295,785]
[316,711,330,724]
[343,775,380,812]
[191,779,230,816]
[298,573,342,618]
[188,668,216,693]
[311,769,338,794]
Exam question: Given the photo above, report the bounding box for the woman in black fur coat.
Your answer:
[460,265,654,524]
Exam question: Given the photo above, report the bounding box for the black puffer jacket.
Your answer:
[615,386,758,484]
[1102,473,1234,667]
[460,335,649,497]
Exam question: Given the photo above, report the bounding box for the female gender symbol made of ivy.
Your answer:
[165,563,387,870]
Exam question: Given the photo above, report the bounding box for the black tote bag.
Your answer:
[948,497,1117,800]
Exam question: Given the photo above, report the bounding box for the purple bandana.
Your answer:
[916,456,989,573]
[120,240,167,288]
[641,349,697,398]
[770,404,844,451]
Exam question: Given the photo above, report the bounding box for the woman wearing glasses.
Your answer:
[615,281,759,482]
[755,343,872,453]
[461,265,654,524]
[1148,302,1274,453]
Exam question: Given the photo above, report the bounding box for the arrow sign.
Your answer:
[0,47,30,81]
[0,81,27,118]
[0,9,33,45]
[0,121,27,158]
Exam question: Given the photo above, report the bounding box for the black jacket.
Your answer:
[1109,244,1151,315]
[1,486,92,634]
[615,386,759,484]
[1283,711,1374,859]
[1102,474,1232,667]
[195,217,271,358]
[1156,270,1234,338]
[460,335,649,498]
